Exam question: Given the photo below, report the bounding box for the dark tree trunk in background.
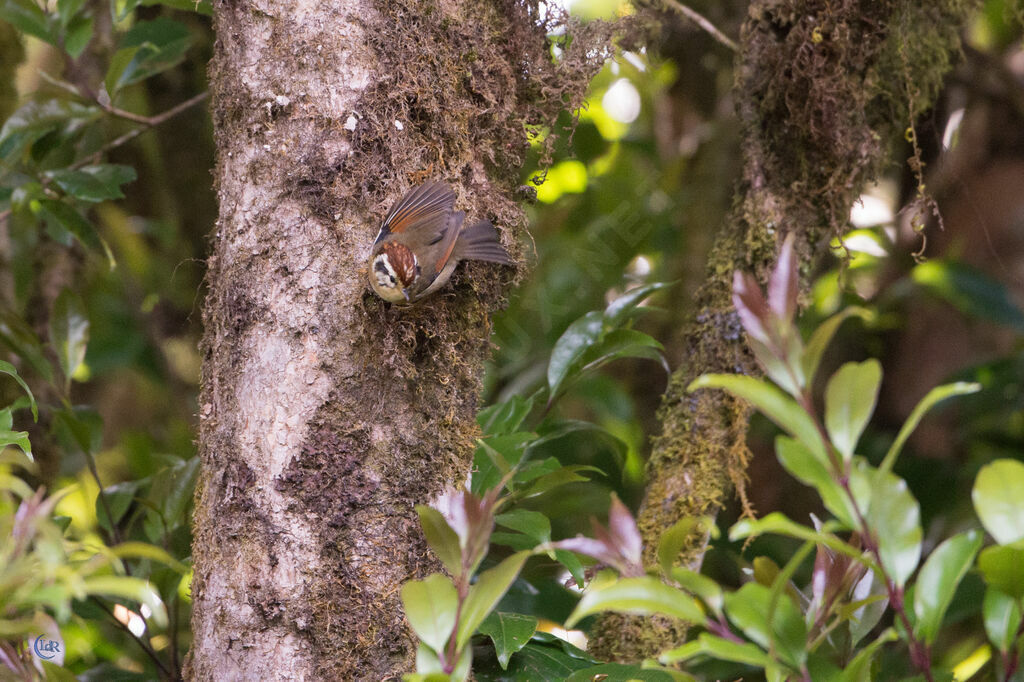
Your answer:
[186,1,604,679]
[589,0,977,661]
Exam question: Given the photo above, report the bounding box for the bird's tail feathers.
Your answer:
[457,220,513,265]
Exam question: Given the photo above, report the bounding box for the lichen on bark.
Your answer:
[588,0,977,662]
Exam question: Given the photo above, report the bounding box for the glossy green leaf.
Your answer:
[0,0,55,46]
[516,464,600,499]
[983,586,1022,652]
[490,638,594,679]
[603,281,673,327]
[456,551,530,649]
[660,632,770,667]
[554,549,585,588]
[547,311,603,398]
[657,516,712,578]
[62,13,92,58]
[46,165,135,203]
[56,0,85,25]
[730,512,868,565]
[978,545,1024,598]
[35,199,116,269]
[495,510,551,545]
[109,541,189,573]
[913,530,983,644]
[478,395,534,436]
[415,505,462,577]
[0,359,37,421]
[96,480,139,534]
[801,307,867,387]
[565,576,705,629]
[688,374,827,462]
[401,573,457,654]
[838,628,897,682]
[824,360,881,461]
[668,567,723,617]
[576,328,667,377]
[0,100,98,160]
[879,382,980,475]
[775,436,855,528]
[106,18,192,93]
[973,459,1024,545]
[49,288,89,391]
[866,470,921,587]
[723,582,807,668]
[478,611,538,670]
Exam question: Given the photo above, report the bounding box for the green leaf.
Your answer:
[603,281,673,327]
[455,551,530,649]
[415,505,461,577]
[0,0,55,45]
[775,436,856,528]
[49,288,89,391]
[576,328,667,377]
[144,456,200,539]
[879,382,980,475]
[45,165,135,202]
[973,459,1024,545]
[912,530,983,644]
[838,628,897,682]
[478,395,534,436]
[96,480,139,534]
[515,464,601,499]
[660,632,770,667]
[730,512,868,565]
[548,311,602,399]
[0,359,38,421]
[565,576,705,629]
[81,575,167,627]
[866,470,921,587]
[495,510,551,546]
[554,549,585,588]
[56,0,85,25]
[978,545,1024,598]
[63,13,93,58]
[657,516,712,578]
[35,199,116,269]
[801,307,867,386]
[106,18,192,93]
[566,664,681,682]
[723,582,807,669]
[0,100,99,160]
[913,260,1024,331]
[668,567,723,617]
[491,638,594,679]
[824,360,881,461]
[109,541,189,573]
[983,586,1022,652]
[478,611,538,670]
[400,573,457,654]
[688,374,827,464]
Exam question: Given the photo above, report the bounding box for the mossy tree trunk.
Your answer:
[588,0,976,662]
[186,1,603,679]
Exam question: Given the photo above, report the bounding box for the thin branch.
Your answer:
[90,596,173,680]
[661,0,739,53]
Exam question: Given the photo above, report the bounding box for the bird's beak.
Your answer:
[402,288,411,302]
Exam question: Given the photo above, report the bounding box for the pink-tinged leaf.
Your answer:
[606,494,642,569]
[732,270,771,345]
[768,233,798,322]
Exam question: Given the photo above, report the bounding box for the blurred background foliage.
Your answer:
[1,0,1024,677]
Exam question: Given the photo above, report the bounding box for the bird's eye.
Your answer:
[389,276,397,285]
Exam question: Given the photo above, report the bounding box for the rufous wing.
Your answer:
[374,182,455,246]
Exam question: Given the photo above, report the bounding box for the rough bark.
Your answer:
[589,0,976,662]
[187,1,607,679]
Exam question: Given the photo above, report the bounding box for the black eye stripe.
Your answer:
[374,260,389,274]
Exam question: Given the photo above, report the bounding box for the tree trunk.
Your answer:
[588,0,977,662]
[186,1,605,679]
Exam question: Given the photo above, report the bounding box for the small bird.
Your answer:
[368,181,512,304]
